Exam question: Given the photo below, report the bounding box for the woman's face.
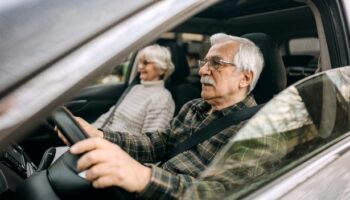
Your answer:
[137,57,162,81]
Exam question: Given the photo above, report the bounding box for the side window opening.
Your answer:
[283,37,320,85]
[100,62,129,84]
[91,55,132,86]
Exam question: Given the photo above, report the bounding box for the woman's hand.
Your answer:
[55,116,103,146]
[70,138,151,193]
[74,117,103,138]
[55,126,71,146]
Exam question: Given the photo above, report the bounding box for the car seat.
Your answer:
[242,33,287,104]
[162,42,201,115]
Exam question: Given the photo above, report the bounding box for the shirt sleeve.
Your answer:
[138,165,197,200]
[102,100,196,163]
[103,129,169,163]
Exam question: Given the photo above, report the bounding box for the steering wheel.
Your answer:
[51,106,88,144]
[16,107,134,200]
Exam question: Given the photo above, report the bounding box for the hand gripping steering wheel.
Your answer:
[51,106,88,144]
[16,107,134,200]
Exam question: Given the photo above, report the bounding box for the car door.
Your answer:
[183,66,350,199]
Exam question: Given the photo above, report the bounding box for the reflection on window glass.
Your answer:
[184,67,350,200]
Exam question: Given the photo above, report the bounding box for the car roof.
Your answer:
[196,0,306,19]
[174,0,315,41]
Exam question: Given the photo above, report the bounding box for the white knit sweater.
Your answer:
[92,80,175,134]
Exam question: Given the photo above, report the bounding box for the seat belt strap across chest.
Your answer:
[101,77,139,129]
[160,104,264,164]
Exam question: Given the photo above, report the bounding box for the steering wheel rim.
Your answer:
[17,107,135,199]
[51,106,88,144]
[48,107,135,200]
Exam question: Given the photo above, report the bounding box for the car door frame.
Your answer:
[0,0,220,148]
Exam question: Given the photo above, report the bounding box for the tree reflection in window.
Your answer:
[184,67,350,200]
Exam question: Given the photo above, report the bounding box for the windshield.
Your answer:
[184,66,350,199]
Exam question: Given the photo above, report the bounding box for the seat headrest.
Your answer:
[159,42,190,81]
[241,33,287,103]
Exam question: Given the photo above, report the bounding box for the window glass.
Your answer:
[97,62,129,85]
[92,55,132,85]
[289,37,320,55]
[284,37,320,85]
[184,66,350,199]
[181,33,204,42]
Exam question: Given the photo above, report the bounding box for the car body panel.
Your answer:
[0,0,154,96]
[0,0,219,148]
[0,0,350,199]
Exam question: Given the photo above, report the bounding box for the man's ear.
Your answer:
[239,71,254,88]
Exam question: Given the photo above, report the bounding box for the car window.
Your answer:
[184,66,350,199]
[284,37,320,85]
[99,62,129,84]
[91,56,131,85]
[289,37,320,55]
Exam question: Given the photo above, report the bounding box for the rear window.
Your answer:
[284,37,320,85]
[289,37,320,55]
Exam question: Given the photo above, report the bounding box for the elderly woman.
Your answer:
[92,44,175,134]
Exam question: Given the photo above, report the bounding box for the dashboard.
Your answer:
[0,145,36,198]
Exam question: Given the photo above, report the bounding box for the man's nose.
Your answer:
[198,64,210,76]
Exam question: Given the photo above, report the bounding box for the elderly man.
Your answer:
[68,33,264,199]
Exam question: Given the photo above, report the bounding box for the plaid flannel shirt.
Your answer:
[103,95,257,199]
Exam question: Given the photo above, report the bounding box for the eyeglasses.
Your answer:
[139,59,155,66]
[198,58,235,71]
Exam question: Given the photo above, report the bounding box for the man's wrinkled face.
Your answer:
[198,41,245,103]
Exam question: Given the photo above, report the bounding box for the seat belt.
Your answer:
[160,104,264,164]
[100,76,140,129]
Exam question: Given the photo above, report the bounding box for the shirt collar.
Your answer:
[140,80,165,87]
[221,95,257,115]
[196,94,257,116]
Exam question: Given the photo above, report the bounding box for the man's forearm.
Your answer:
[102,130,167,163]
[139,165,196,200]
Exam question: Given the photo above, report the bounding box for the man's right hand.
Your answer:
[70,138,151,193]
[55,117,103,146]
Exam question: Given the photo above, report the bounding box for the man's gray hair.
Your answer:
[210,33,264,93]
[137,44,175,80]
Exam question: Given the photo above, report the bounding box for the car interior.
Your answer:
[0,0,331,199]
